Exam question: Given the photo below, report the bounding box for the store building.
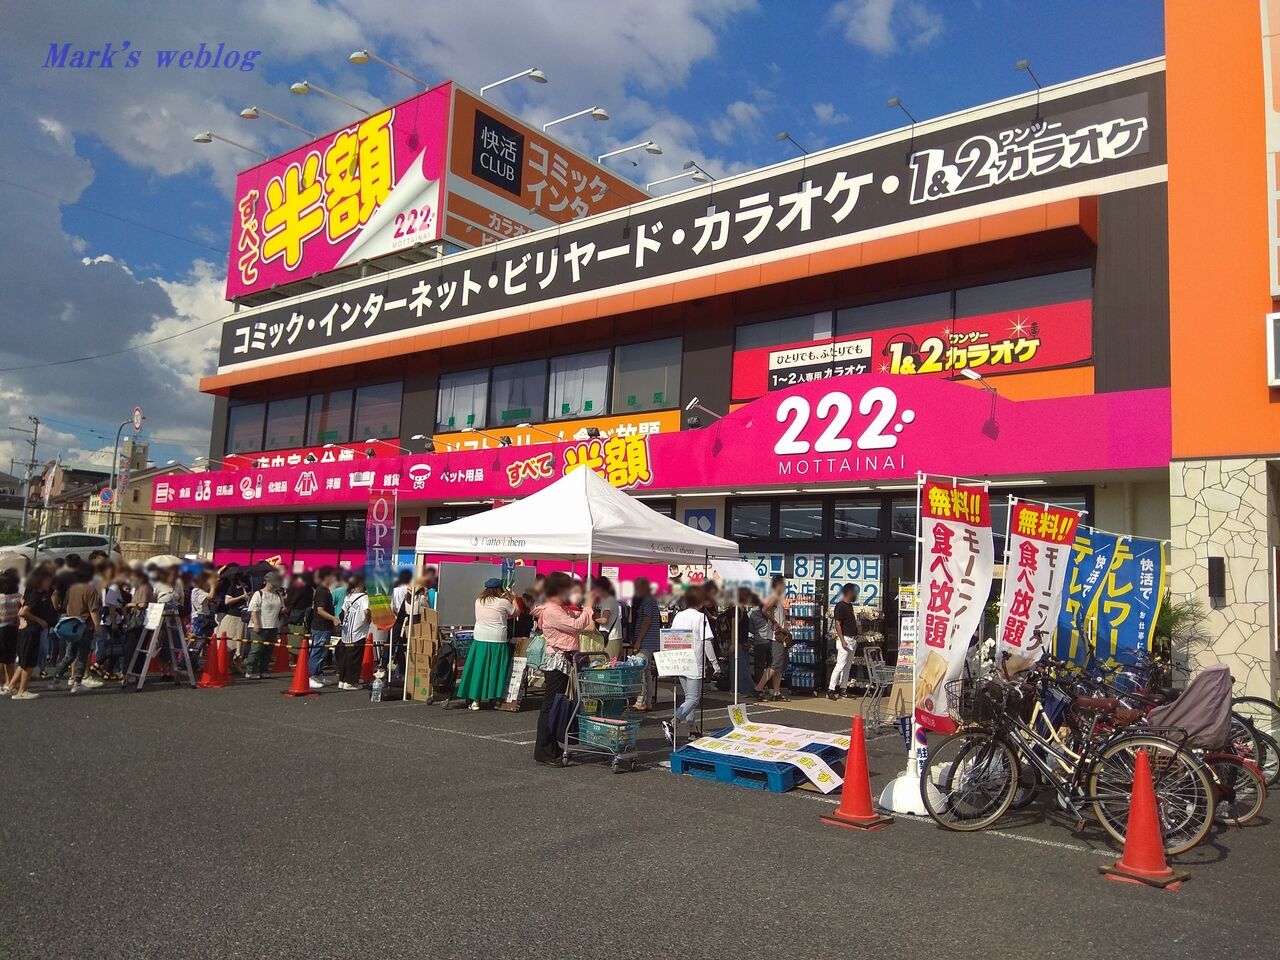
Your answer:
[170,52,1183,674]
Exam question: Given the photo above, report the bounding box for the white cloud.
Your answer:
[813,101,850,126]
[828,0,943,55]
[0,0,763,476]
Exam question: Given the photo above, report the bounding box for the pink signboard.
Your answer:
[157,376,1171,512]
[227,84,452,300]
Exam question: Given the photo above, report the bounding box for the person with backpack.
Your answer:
[244,572,284,679]
[50,566,101,692]
[337,576,371,690]
[828,583,862,700]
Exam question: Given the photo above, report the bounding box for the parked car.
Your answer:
[6,532,122,566]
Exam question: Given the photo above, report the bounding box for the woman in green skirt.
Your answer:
[458,578,514,710]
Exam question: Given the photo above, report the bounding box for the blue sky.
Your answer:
[0,0,1164,474]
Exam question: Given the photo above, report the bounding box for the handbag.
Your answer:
[578,629,606,654]
[525,633,547,670]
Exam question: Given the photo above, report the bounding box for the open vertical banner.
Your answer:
[1055,528,1119,665]
[1056,532,1168,666]
[995,499,1084,669]
[366,486,398,629]
[913,479,994,733]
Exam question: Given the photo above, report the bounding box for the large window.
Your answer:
[834,499,881,539]
[264,397,308,451]
[307,389,353,446]
[225,402,265,456]
[354,382,402,442]
[730,502,773,540]
[779,500,823,539]
[216,511,369,549]
[736,313,827,351]
[955,268,1093,317]
[836,293,952,336]
[549,350,610,421]
[613,338,681,414]
[490,359,547,426]
[437,369,489,431]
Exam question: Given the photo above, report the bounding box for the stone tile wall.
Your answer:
[1169,458,1277,698]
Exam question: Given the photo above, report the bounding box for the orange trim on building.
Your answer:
[200,197,1097,395]
[1167,0,1280,456]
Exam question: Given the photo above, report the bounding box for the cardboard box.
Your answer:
[405,609,439,702]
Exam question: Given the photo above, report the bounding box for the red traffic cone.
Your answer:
[270,635,293,674]
[821,715,894,831]
[359,637,376,684]
[216,633,234,686]
[1099,749,1190,889]
[196,634,224,688]
[282,638,318,697]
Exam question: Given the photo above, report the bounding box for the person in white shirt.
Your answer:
[244,572,284,679]
[662,585,720,744]
[593,577,623,660]
[337,576,371,690]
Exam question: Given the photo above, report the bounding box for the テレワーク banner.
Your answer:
[365,487,398,630]
[914,479,994,733]
[1094,536,1168,665]
[227,86,452,300]
[731,299,1092,400]
[1054,528,1121,665]
[995,500,1083,668]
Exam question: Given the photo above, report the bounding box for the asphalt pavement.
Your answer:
[1,676,1275,959]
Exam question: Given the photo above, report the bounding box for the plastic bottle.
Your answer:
[370,670,385,703]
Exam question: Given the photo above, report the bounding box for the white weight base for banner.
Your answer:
[879,763,928,816]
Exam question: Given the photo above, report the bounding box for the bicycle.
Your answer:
[921,674,1216,855]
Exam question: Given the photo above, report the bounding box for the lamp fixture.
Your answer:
[646,169,707,191]
[886,96,917,124]
[681,159,715,182]
[192,131,267,158]
[774,131,808,155]
[543,106,609,132]
[598,140,662,164]
[348,49,431,88]
[289,80,374,115]
[238,106,316,137]
[479,67,548,98]
[684,396,724,421]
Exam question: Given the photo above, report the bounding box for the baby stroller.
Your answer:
[430,641,459,706]
[1146,665,1267,824]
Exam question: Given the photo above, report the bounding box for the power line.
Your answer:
[0,315,224,374]
[0,176,227,255]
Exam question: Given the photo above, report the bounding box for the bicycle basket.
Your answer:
[947,677,1023,726]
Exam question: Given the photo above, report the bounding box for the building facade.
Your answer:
[163,50,1213,682]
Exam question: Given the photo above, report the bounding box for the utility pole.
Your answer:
[8,415,38,535]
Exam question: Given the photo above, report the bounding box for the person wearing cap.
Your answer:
[244,571,284,679]
[456,578,514,711]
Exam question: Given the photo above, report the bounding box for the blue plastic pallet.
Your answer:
[670,733,846,794]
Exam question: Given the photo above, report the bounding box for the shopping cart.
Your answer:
[562,656,646,773]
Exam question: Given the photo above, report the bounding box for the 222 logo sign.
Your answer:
[773,386,915,456]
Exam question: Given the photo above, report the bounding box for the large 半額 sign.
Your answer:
[225,83,645,301]
[217,67,1163,368]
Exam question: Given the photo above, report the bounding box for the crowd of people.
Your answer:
[0,553,878,745]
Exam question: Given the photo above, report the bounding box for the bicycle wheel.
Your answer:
[1231,697,1280,786]
[1206,754,1266,824]
[1088,734,1215,856]
[921,730,1018,832]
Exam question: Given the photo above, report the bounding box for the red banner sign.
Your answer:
[731,299,1091,400]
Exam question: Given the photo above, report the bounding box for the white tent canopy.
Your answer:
[415,466,741,565]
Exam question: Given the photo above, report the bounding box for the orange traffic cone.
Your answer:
[1099,749,1190,889]
[821,715,894,831]
[359,637,376,684]
[196,634,224,688]
[282,638,318,697]
[270,635,293,674]
[216,633,234,686]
